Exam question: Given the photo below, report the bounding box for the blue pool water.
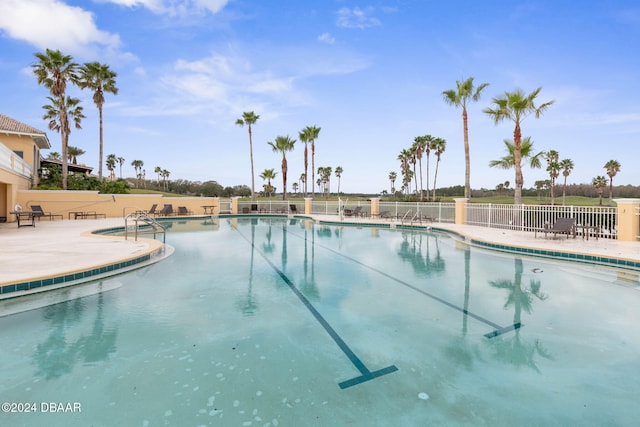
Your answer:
[1,217,639,426]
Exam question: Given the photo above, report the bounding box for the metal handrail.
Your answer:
[124,212,166,243]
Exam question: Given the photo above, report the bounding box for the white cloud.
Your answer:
[0,0,120,57]
[105,0,229,15]
[336,7,381,29]
[318,32,336,44]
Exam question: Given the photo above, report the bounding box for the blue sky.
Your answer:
[1,0,639,194]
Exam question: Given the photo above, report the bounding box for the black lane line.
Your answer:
[234,227,398,389]
[286,227,521,339]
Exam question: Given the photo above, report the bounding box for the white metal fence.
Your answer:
[378,202,455,223]
[465,203,618,239]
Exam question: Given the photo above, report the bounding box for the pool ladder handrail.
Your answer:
[400,210,412,224]
[124,212,166,243]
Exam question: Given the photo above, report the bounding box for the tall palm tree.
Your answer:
[32,49,80,190]
[489,137,544,193]
[260,168,277,198]
[78,62,118,181]
[161,169,170,191]
[41,95,85,185]
[423,134,435,197]
[559,158,574,206]
[412,136,427,200]
[154,166,162,188]
[484,87,554,205]
[545,150,560,205]
[397,149,412,195]
[604,159,621,203]
[431,137,446,201]
[592,176,607,205]
[388,171,397,196]
[335,166,343,195]
[267,135,296,200]
[235,111,260,201]
[301,125,321,198]
[106,154,116,181]
[442,77,490,199]
[298,128,310,195]
[131,160,144,188]
[299,173,306,194]
[117,156,125,179]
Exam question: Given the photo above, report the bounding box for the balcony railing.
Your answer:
[0,143,32,179]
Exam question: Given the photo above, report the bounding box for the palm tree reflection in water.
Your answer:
[488,258,552,372]
[33,290,117,379]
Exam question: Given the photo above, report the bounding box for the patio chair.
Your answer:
[177,206,193,216]
[251,204,259,213]
[535,218,576,239]
[378,211,391,220]
[289,204,298,214]
[344,206,363,217]
[30,205,63,221]
[159,204,174,216]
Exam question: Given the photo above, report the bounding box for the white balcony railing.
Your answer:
[0,142,32,178]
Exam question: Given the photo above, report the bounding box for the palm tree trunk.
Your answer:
[98,106,104,180]
[249,126,256,201]
[311,141,315,198]
[282,156,287,200]
[304,145,308,195]
[418,158,424,201]
[463,107,470,199]
[513,125,523,205]
[432,158,440,201]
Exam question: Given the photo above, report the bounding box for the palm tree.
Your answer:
[397,149,413,195]
[67,145,85,164]
[235,111,260,201]
[260,168,277,198]
[559,158,574,206]
[545,150,560,205]
[335,166,343,195]
[41,95,85,185]
[489,137,544,199]
[592,176,607,205]
[47,152,61,160]
[78,62,118,181]
[299,173,306,194]
[484,87,554,205]
[604,159,621,203]
[423,134,435,197]
[431,137,446,201]
[160,169,170,191]
[131,160,144,188]
[32,49,80,190]
[106,154,116,181]
[154,166,162,188]
[298,128,310,195]
[117,156,125,179]
[292,182,299,194]
[442,77,490,199]
[267,135,296,200]
[321,166,332,196]
[412,136,427,200]
[301,125,321,198]
[388,171,397,196]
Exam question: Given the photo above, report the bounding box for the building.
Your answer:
[0,113,51,220]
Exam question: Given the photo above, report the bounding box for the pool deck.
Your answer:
[1,216,639,292]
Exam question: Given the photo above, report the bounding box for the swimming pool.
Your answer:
[1,216,638,426]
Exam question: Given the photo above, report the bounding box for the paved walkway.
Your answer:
[1,216,639,289]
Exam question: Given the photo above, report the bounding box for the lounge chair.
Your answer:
[251,204,259,213]
[378,211,391,220]
[177,206,192,216]
[344,206,363,217]
[289,204,298,214]
[30,205,63,221]
[159,204,174,216]
[535,218,576,239]
[242,207,250,214]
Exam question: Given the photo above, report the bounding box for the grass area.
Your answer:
[467,195,612,206]
[129,189,188,197]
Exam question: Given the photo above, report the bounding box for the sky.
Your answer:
[1,0,639,195]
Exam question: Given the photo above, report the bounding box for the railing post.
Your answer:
[304,197,313,215]
[614,198,640,241]
[453,198,468,225]
[231,196,240,214]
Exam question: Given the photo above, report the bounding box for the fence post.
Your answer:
[614,198,640,241]
[231,196,240,214]
[304,197,313,215]
[454,198,468,225]
[370,197,380,218]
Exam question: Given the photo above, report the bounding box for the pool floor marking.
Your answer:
[287,228,521,339]
[234,228,399,389]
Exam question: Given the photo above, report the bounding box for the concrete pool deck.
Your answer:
[1,216,639,294]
